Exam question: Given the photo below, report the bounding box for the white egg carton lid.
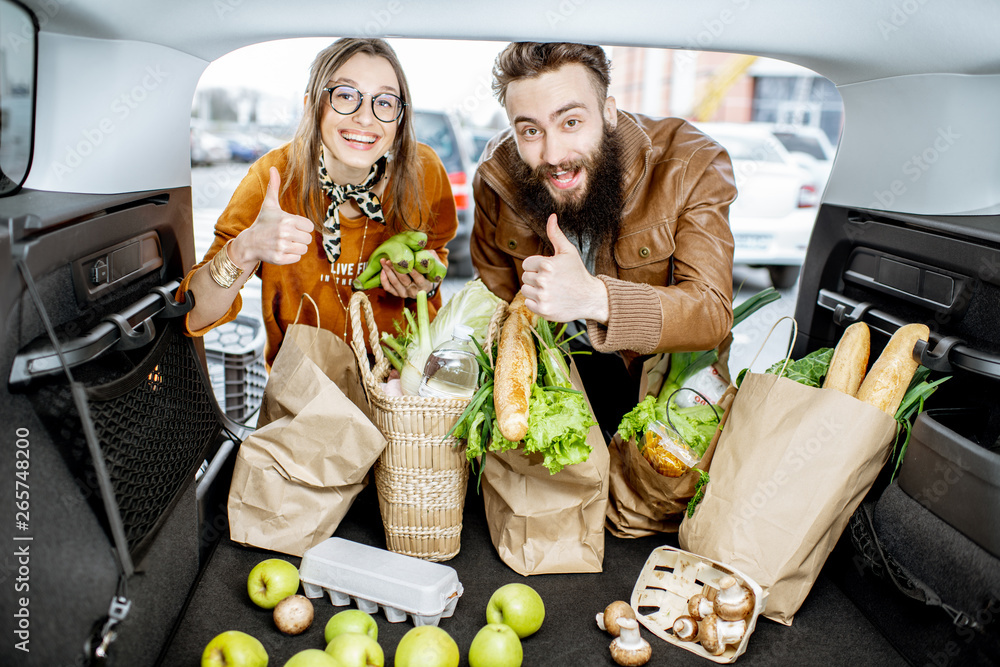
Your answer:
[299,537,463,627]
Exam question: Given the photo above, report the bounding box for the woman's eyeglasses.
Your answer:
[324,85,406,122]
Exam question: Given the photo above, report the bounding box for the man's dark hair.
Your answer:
[492,42,611,106]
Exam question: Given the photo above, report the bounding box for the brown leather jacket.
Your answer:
[471,111,737,370]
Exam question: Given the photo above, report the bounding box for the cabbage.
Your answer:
[398,279,505,396]
[428,279,504,351]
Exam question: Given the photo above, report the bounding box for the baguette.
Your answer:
[494,291,539,442]
[855,323,929,415]
[823,322,870,396]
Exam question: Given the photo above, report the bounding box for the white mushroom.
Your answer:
[596,600,637,637]
[272,594,314,635]
[713,576,755,621]
[697,613,746,656]
[687,593,714,620]
[609,617,652,666]
[671,615,698,642]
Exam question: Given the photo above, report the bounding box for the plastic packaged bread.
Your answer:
[855,323,929,415]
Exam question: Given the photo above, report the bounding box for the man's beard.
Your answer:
[510,125,625,266]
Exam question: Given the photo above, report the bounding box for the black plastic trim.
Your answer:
[817,289,1000,380]
[8,279,193,386]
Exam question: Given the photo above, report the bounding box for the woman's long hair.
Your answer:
[286,38,425,234]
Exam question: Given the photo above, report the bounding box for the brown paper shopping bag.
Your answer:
[481,359,610,575]
[606,339,735,537]
[606,384,736,537]
[228,295,386,557]
[679,370,897,624]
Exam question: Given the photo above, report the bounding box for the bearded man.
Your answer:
[471,42,737,439]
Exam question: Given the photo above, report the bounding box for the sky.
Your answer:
[196,37,512,127]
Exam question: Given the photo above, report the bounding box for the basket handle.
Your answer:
[348,291,388,393]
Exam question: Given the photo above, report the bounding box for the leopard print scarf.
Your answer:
[318,154,387,263]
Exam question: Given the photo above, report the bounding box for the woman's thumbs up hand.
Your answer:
[230,166,314,267]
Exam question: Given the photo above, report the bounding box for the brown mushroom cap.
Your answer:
[697,613,725,656]
[602,600,637,637]
[697,613,747,656]
[671,615,699,642]
[687,593,714,620]
[609,618,652,666]
[714,576,755,621]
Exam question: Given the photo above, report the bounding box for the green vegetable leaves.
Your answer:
[686,469,710,517]
[522,383,596,474]
[735,347,834,388]
[889,367,950,480]
[446,314,596,480]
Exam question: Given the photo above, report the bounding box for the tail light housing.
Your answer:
[797,183,819,208]
[449,171,469,210]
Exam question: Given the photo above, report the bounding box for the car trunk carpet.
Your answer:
[158,480,907,666]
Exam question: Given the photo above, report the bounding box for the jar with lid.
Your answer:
[418,324,479,400]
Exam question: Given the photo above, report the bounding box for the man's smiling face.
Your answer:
[505,63,617,205]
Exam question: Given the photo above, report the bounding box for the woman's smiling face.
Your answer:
[319,52,401,184]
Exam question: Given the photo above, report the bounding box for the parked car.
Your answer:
[468,126,498,164]
[769,122,837,193]
[190,126,232,166]
[2,2,998,667]
[412,109,476,277]
[215,129,286,163]
[696,121,821,288]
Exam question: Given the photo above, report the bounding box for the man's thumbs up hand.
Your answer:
[520,214,609,324]
[546,212,577,257]
[232,166,314,267]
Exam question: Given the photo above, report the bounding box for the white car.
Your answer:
[696,121,821,288]
[769,123,837,190]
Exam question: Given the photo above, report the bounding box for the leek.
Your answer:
[399,290,432,396]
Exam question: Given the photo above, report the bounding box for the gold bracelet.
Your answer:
[209,239,250,289]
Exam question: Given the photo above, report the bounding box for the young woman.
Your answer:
[180,38,458,367]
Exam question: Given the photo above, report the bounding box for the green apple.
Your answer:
[283,648,338,667]
[393,625,459,667]
[468,623,522,667]
[485,584,545,639]
[247,558,300,609]
[201,630,268,667]
[325,632,384,667]
[325,609,379,644]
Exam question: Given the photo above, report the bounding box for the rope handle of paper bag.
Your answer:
[739,315,799,387]
[292,292,321,327]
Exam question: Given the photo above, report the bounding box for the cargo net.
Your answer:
[28,319,221,558]
[848,504,928,604]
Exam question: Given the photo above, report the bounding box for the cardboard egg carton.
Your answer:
[299,537,463,626]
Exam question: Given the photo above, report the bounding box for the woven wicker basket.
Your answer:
[348,291,484,562]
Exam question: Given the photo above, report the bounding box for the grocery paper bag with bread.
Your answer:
[680,318,947,624]
[605,287,780,537]
[450,290,610,575]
